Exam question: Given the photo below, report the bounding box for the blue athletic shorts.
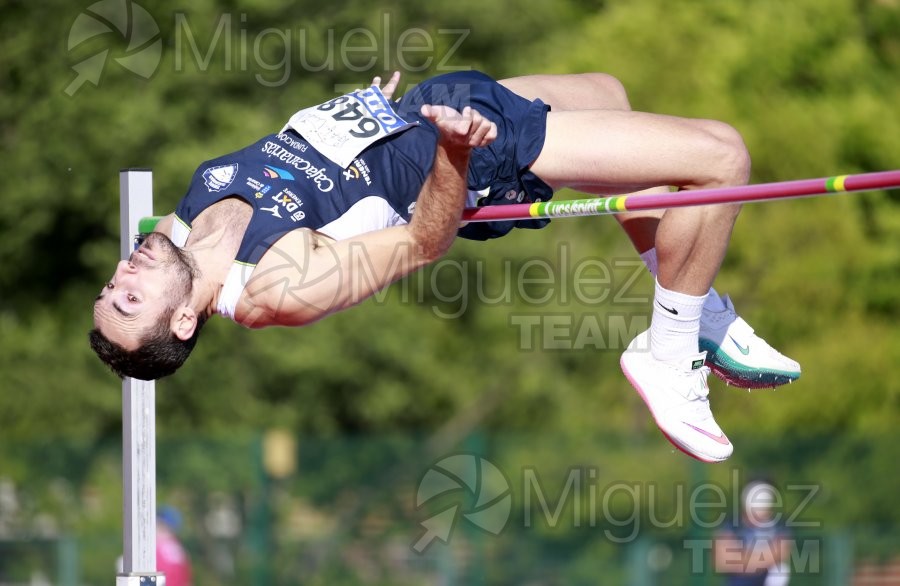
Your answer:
[399,71,554,240]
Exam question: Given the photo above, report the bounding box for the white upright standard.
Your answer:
[118,169,165,586]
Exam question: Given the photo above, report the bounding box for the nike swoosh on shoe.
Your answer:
[682,422,731,445]
[729,335,750,355]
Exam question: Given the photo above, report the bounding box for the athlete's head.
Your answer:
[90,232,206,380]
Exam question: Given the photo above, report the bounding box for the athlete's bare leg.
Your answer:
[498,73,753,463]
[500,74,749,295]
[500,73,669,253]
[528,104,747,293]
[498,74,798,463]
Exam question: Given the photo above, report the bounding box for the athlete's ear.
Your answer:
[171,306,198,341]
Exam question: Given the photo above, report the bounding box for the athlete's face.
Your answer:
[93,232,195,349]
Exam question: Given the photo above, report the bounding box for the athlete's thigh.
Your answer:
[499,73,630,111]
[530,109,728,194]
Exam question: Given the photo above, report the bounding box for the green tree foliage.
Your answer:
[0,1,898,574]
[1,0,898,439]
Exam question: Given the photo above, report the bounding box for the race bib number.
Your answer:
[281,86,415,168]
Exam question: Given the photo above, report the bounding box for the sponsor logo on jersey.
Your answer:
[260,204,282,219]
[203,164,238,192]
[262,165,295,180]
[275,132,309,152]
[246,177,272,199]
[278,187,303,207]
[260,141,335,193]
[343,158,373,186]
[268,188,306,222]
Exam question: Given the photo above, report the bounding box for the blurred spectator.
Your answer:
[157,505,192,586]
[714,479,791,586]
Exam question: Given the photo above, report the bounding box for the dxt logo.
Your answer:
[262,189,305,222]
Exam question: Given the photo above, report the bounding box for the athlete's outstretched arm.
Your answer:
[408,104,497,260]
[243,105,497,327]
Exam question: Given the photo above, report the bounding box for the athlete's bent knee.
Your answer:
[699,120,751,186]
[586,73,631,110]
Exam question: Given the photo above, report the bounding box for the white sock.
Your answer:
[650,278,707,362]
[640,247,726,313]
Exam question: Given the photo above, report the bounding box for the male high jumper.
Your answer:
[91,71,800,462]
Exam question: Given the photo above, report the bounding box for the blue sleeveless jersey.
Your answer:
[175,71,553,266]
[177,124,436,265]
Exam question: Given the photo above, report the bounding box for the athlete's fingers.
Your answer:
[420,103,442,121]
[421,104,463,123]
[370,71,401,99]
[470,123,492,147]
[483,121,498,144]
[445,117,472,141]
[469,118,496,147]
[466,110,488,146]
[382,71,401,99]
[455,107,475,137]
[464,108,497,147]
[476,108,497,145]
[422,104,488,148]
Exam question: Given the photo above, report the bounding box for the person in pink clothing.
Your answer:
[157,506,192,586]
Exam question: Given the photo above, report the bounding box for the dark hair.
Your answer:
[89,308,206,380]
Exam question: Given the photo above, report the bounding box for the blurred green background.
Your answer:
[1,0,899,583]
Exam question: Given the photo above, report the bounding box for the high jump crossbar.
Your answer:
[134,170,900,233]
[118,169,165,586]
[460,169,900,222]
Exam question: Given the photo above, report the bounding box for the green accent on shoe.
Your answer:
[729,335,750,356]
[699,339,800,388]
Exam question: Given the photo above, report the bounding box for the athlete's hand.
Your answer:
[420,104,498,149]
[370,71,401,99]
